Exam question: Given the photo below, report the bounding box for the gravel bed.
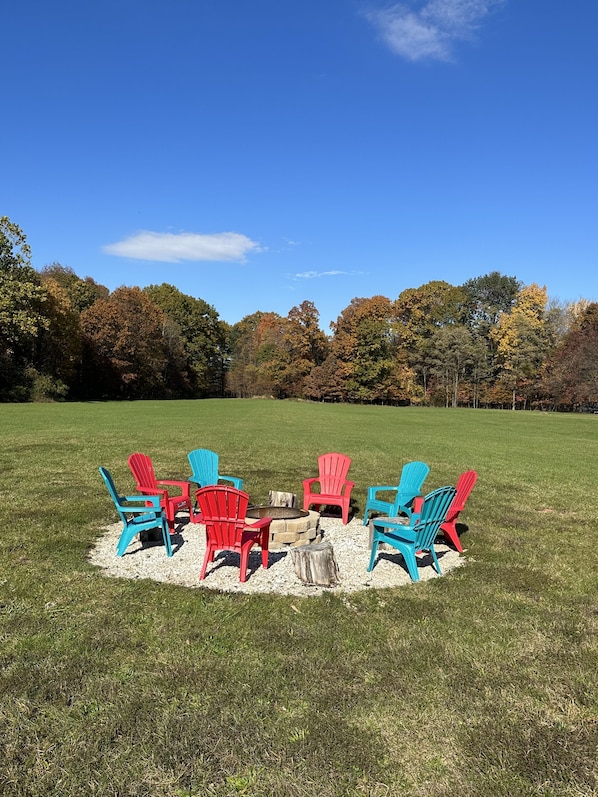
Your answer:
[89,514,465,596]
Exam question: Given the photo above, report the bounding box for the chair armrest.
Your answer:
[121,500,163,516]
[303,477,320,490]
[123,495,162,508]
[138,486,168,497]
[373,519,418,543]
[368,485,396,497]
[156,479,191,497]
[219,475,240,486]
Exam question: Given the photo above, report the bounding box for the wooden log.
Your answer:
[268,490,297,508]
[291,540,340,587]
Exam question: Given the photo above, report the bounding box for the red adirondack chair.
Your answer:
[195,486,271,583]
[302,452,354,524]
[439,470,478,552]
[128,452,194,533]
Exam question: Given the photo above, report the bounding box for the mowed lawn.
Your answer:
[0,400,596,797]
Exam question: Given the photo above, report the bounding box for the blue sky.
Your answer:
[3,0,597,331]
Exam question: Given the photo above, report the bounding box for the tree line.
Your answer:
[1,216,597,410]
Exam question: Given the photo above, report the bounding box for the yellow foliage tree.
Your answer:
[490,284,550,409]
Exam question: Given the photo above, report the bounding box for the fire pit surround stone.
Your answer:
[245,505,321,549]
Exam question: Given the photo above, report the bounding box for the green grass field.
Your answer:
[0,399,597,796]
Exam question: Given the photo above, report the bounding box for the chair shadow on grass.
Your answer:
[373,547,452,579]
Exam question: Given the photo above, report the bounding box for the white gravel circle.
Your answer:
[89,514,465,596]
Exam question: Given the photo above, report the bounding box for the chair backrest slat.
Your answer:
[397,461,430,493]
[128,452,157,490]
[413,486,457,550]
[449,470,478,515]
[317,452,351,494]
[196,485,249,548]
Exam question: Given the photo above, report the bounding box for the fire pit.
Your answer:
[246,505,321,549]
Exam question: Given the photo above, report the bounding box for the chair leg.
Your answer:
[260,537,269,570]
[367,540,379,572]
[429,547,442,576]
[398,545,420,582]
[199,544,214,580]
[239,546,250,582]
[190,507,203,524]
[441,521,463,552]
[161,519,173,557]
[164,503,176,534]
[116,528,137,556]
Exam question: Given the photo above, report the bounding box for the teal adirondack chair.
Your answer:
[367,485,456,582]
[363,461,430,525]
[187,449,243,490]
[99,467,172,557]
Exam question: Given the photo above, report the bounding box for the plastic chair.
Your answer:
[440,470,478,552]
[367,485,456,582]
[187,448,243,490]
[363,461,430,525]
[303,452,354,524]
[128,452,194,532]
[99,467,172,557]
[195,485,271,583]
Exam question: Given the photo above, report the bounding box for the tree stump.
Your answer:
[291,540,340,587]
[268,490,297,508]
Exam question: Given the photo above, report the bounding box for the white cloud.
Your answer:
[103,230,263,263]
[293,270,352,279]
[366,0,504,62]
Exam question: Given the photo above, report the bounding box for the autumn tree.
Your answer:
[330,296,408,403]
[275,301,329,397]
[490,283,550,409]
[40,263,108,312]
[34,273,82,399]
[144,283,227,397]
[303,354,347,402]
[461,272,521,335]
[540,302,598,409]
[0,217,49,400]
[80,287,170,399]
[394,281,467,401]
[395,281,467,346]
[226,312,287,397]
[427,325,477,407]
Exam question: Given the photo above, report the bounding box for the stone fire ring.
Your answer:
[245,505,321,549]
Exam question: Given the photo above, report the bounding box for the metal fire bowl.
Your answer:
[246,505,308,520]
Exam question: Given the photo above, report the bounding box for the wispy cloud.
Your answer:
[366,0,504,62]
[293,270,356,279]
[103,230,263,263]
